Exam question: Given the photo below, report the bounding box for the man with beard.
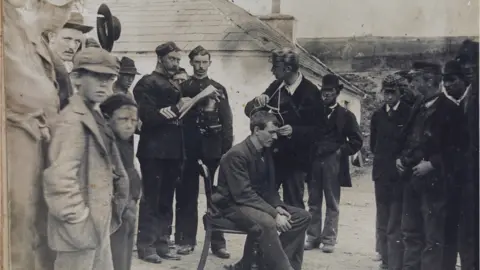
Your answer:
[455,39,479,270]
[177,45,232,258]
[215,111,311,270]
[133,41,189,263]
[5,0,76,269]
[396,61,446,270]
[244,48,325,209]
[114,56,140,96]
[305,74,363,253]
[370,74,411,270]
[438,60,473,270]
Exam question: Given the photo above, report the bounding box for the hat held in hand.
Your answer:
[97,3,121,52]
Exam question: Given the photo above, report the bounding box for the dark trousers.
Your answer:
[111,205,136,270]
[306,152,341,245]
[275,159,306,209]
[176,158,226,250]
[457,181,478,270]
[224,205,311,270]
[401,176,447,270]
[375,180,404,270]
[137,159,180,253]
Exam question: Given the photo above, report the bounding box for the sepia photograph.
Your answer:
[1,0,479,269]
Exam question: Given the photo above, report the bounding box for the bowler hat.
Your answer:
[443,60,465,79]
[119,56,140,75]
[156,41,181,57]
[72,47,120,75]
[64,12,93,33]
[97,4,121,52]
[321,74,343,91]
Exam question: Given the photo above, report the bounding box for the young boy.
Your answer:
[101,94,142,270]
[370,74,411,270]
[43,47,129,270]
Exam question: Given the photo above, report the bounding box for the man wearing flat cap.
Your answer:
[114,56,141,96]
[244,48,325,211]
[305,74,363,253]
[395,61,447,270]
[177,45,232,258]
[43,47,129,270]
[133,41,188,263]
[5,0,77,269]
[370,74,412,270]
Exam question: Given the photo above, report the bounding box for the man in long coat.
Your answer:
[5,0,75,269]
[244,48,325,209]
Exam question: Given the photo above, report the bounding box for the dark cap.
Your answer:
[100,93,137,118]
[85,38,101,48]
[321,74,344,91]
[456,39,479,65]
[443,60,465,79]
[119,56,140,75]
[72,47,120,75]
[188,45,209,60]
[156,41,181,57]
[409,61,442,75]
[382,74,408,93]
[63,12,94,33]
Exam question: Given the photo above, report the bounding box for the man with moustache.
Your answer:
[5,0,76,269]
[214,111,311,270]
[396,62,446,270]
[113,56,140,96]
[370,74,412,270]
[244,48,325,209]
[178,45,232,258]
[133,41,189,263]
[305,74,363,253]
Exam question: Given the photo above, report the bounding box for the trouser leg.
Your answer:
[375,181,391,265]
[276,160,306,209]
[386,181,404,270]
[419,181,447,270]
[458,181,477,270]
[306,158,324,244]
[320,153,341,246]
[401,181,423,270]
[279,205,312,270]
[442,185,462,270]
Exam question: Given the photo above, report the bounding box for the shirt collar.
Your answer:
[279,72,303,95]
[442,84,470,106]
[424,97,439,108]
[249,135,264,153]
[386,101,400,112]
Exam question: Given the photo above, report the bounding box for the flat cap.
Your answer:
[188,45,208,60]
[72,47,120,75]
[382,74,409,93]
[409,61,442,75]
[100,93,137,118]
[156,41,181,57]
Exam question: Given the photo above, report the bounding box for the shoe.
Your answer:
[304,241,320,250]
[321,244,335,253]
[138,247,162,264]
[177,245,194,255]
[157,249,182,260]
[224,262,246,270]
[212,248,231,259]
[373,252,382,261]
[167,238,175,249]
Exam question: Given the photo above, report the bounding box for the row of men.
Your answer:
[370,40,479,270]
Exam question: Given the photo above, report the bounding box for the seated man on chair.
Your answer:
[213,111,312,270]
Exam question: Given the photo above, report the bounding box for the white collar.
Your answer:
[424,97,439,108]
[442,84,470,106]
[279,72,303,95]
[327,103,338,119]
[386,101,400,112]
[64,61,73,73]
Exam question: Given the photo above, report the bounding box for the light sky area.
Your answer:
[233,0,479,37]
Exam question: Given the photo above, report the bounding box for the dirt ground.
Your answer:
[131,166,382,270]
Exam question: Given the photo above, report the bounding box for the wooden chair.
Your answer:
[196,159,263,270]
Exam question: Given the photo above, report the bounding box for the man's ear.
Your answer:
[47,31,57,45]
[189,59,194,67]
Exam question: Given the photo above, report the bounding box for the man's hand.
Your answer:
[176,97,193,111]
[276,206,291,220]
[277,125,293,137]
[412,161,434,177]
[254,94,270,107]
[396,159,405,173]
[275,214,292,233]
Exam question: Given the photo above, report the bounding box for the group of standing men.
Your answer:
[371,39,479,270]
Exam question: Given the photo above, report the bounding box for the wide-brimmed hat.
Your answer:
[64,12,93,33]
[321,74,343,91]
[119,56,140,75]
[97,4,121,52]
